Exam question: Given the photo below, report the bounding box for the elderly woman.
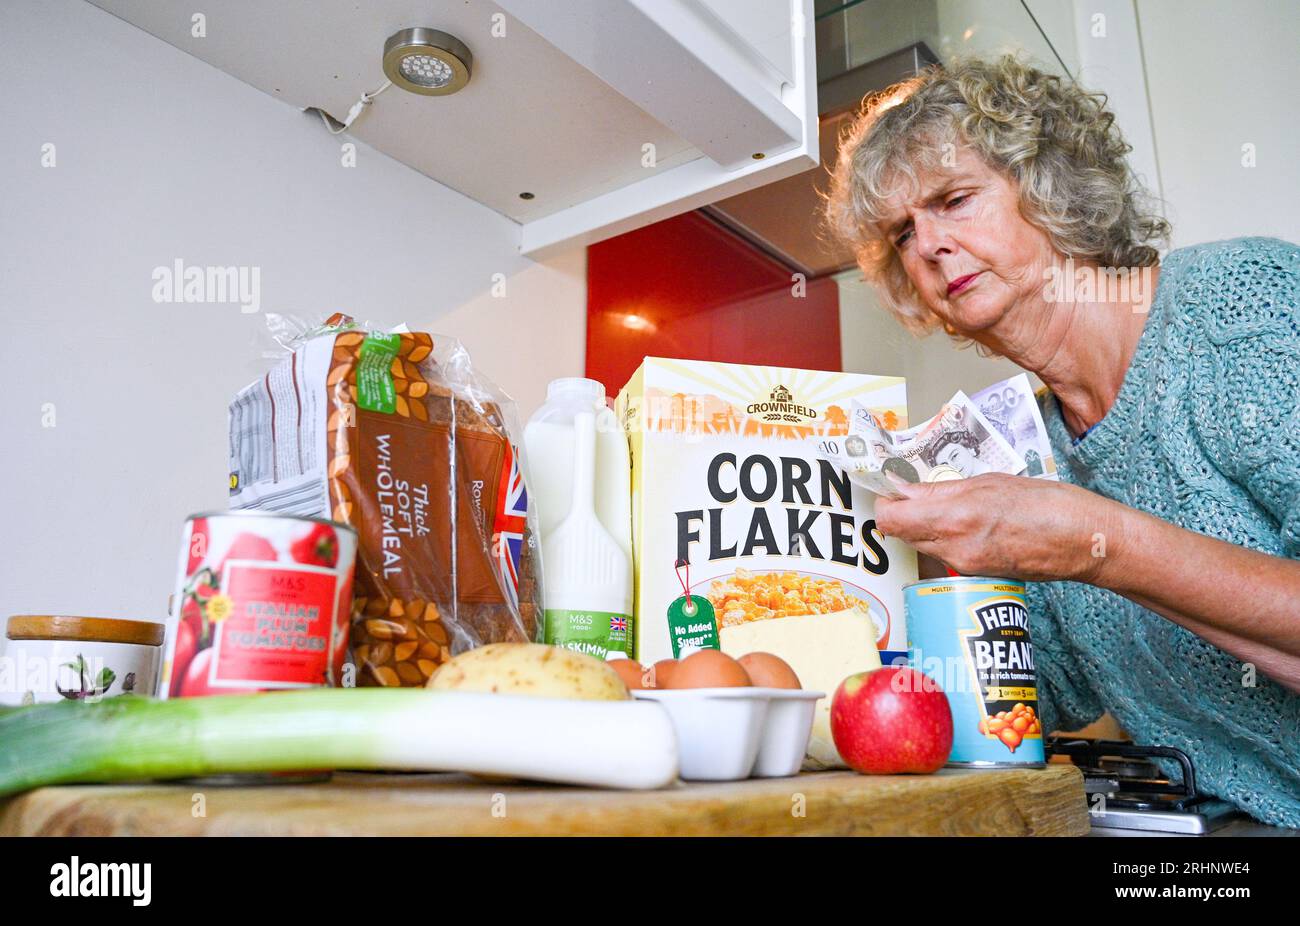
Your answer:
[827,56,1299,827]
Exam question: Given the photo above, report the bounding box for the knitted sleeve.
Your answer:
[1182,237,1300,556]
[1025,581,1105,733]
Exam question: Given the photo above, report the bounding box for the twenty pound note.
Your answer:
[969,372,1058,481]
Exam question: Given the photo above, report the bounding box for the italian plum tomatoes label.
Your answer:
[211,563,339,686]
[666,595,719,657]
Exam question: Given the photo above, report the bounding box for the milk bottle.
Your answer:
[524,378,634,658]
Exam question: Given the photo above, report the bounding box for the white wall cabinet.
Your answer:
[90,0,820,260]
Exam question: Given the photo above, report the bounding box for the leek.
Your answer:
[0,688,679,795]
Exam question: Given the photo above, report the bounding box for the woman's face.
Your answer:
[878,146,1058,335]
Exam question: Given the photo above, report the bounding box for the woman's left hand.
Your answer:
[873,473,1123,582]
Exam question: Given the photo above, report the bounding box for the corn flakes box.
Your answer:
[617,358,917,766]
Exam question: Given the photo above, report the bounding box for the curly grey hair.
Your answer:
[824,54,1170,334]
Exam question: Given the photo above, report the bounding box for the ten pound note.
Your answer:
[819,374,1056,499]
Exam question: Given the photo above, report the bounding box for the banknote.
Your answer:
[827,390,1026,498]
[888,390,1026,480]
[835,406,919,497]
[970,373,1058,480]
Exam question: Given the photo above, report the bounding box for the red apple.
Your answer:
[830,666,953,774]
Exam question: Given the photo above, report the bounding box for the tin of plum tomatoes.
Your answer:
[904,577,1044,767]
[161,512,358,698]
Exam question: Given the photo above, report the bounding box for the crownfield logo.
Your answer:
[747,384,819,423]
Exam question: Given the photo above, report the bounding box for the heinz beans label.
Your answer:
[905,579,1045,767]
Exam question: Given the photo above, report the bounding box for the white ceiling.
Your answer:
[88,0,705,223]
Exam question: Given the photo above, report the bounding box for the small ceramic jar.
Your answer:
[2,615,164,705]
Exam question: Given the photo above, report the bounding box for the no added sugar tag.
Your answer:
[667,595,718,658]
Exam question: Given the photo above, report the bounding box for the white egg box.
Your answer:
[632,688,824,780]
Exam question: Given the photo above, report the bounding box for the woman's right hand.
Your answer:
[873,473,1121,583]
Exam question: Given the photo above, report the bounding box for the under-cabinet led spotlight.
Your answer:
[383,28,473,96]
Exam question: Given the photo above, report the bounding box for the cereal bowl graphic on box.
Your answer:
[617,358,917,767]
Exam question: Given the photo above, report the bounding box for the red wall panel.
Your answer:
[585,211,841,394]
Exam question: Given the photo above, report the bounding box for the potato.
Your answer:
[427,643,631,700]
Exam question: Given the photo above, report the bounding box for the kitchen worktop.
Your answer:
[1,765,1089,836]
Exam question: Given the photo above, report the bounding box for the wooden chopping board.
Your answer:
[0,766,1088,836]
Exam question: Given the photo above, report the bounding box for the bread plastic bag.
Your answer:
[228,312,542,686]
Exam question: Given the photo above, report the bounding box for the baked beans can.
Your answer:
[161,511,358,698]
[904,577,1045,767]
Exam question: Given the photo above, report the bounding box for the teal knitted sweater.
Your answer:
[1028,236,1300,828]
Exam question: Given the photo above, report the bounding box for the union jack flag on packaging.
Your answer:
[492,441,529,609]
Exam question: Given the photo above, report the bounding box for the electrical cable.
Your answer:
[316,79,393,135]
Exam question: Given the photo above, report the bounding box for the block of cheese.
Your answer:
[720,608,882,768]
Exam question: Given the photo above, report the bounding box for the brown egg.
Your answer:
[608,658,649,690]
[664,649,752,689]
[648,659,679,689]
[738,652,802,690]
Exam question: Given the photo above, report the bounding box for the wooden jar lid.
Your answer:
[6,615,164,646]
